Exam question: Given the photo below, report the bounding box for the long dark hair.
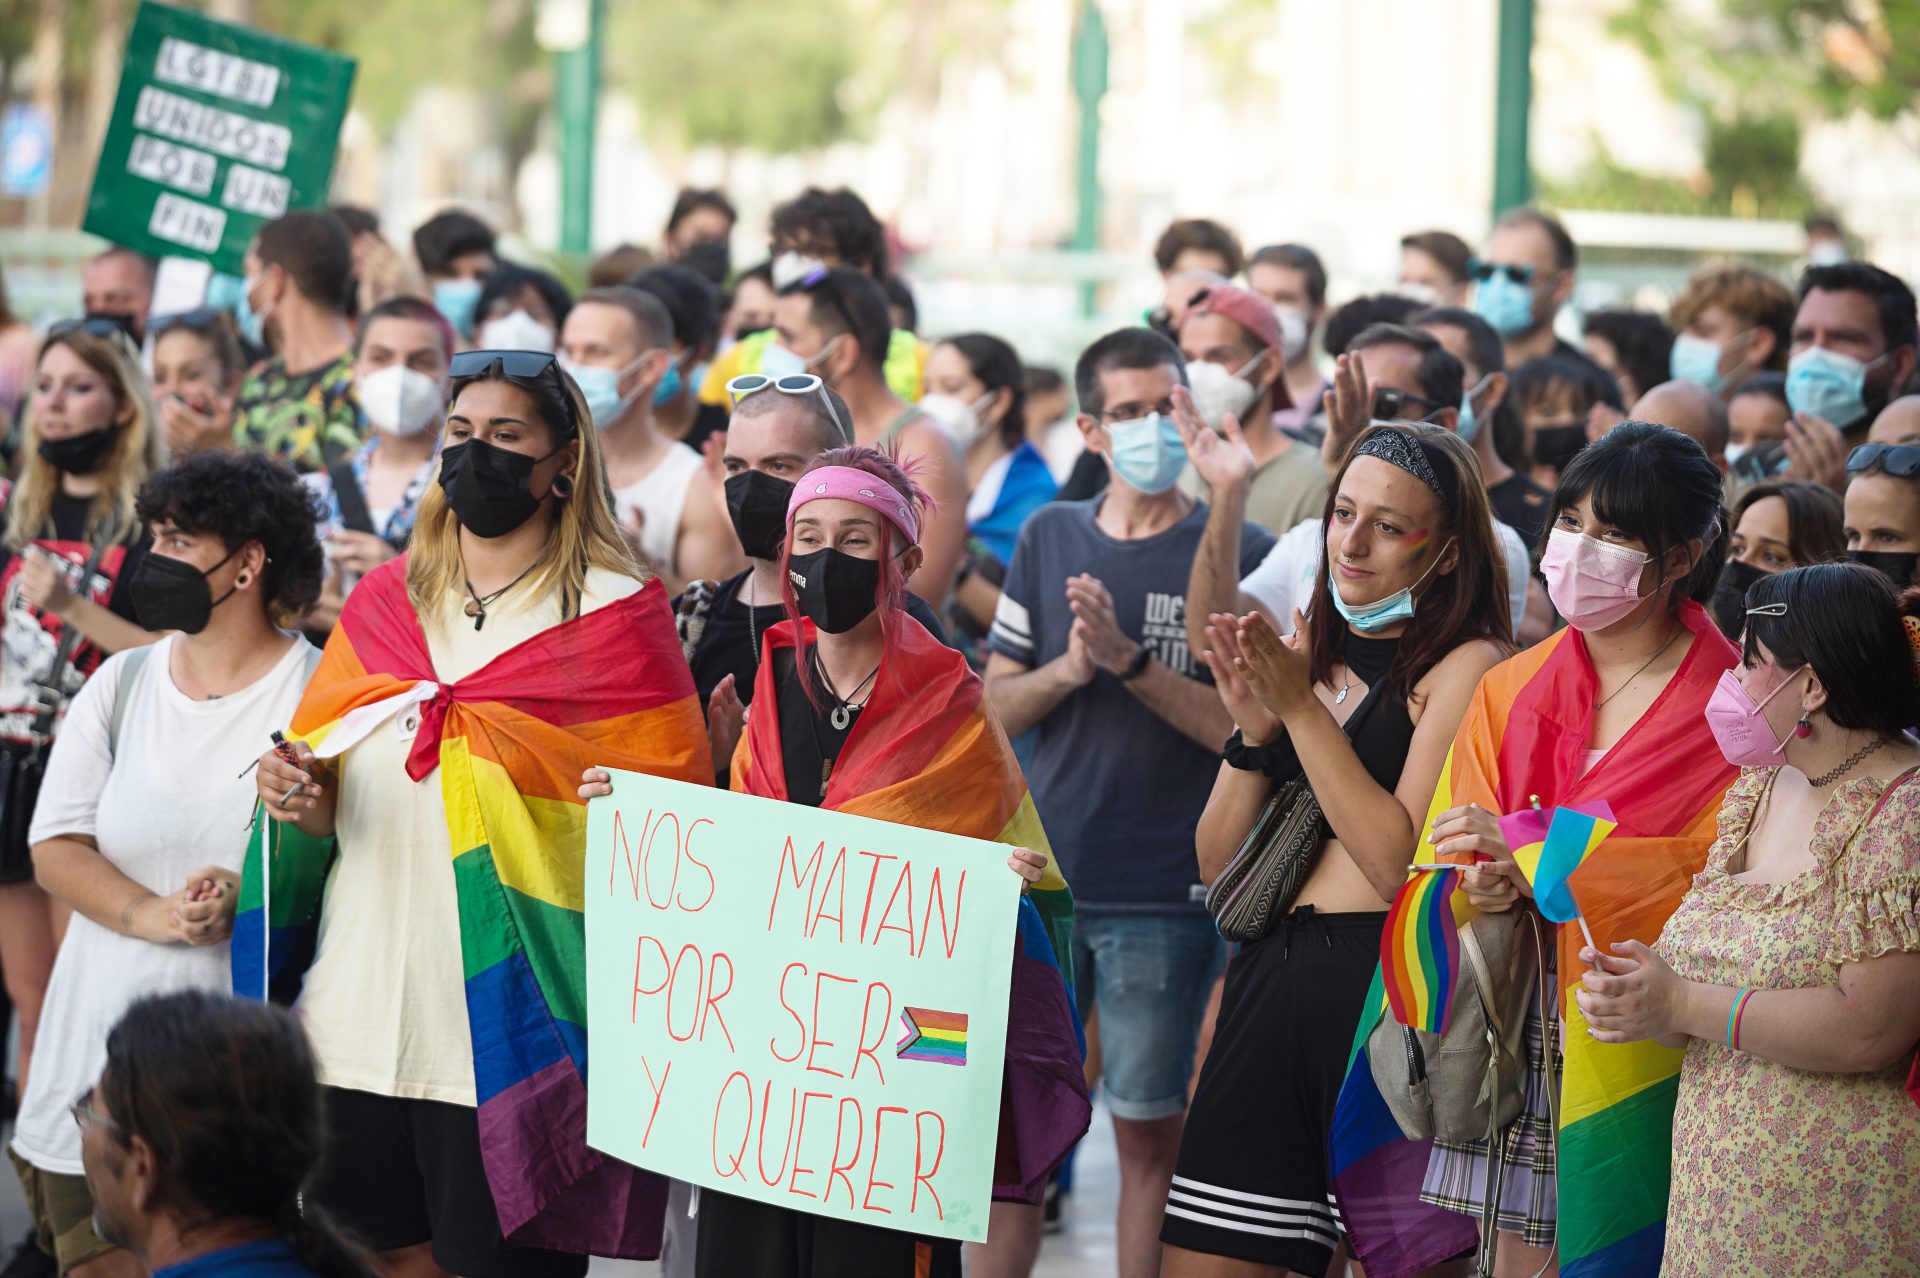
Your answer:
[1544,420,1729,604]
[98,992,377,1278]
[1307,422,1513,703]
[1742,563,1920,734]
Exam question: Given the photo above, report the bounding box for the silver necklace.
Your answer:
[813,649,880,730]
[1594,626,1684,709]
[1334,664,1355,705]
[745,574,760,664]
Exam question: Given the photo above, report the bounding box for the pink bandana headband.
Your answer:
[786,465,921,543]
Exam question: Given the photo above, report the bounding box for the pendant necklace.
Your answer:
[463,556,542,631]
[1334,664,1354,706]
[814,649,880,731]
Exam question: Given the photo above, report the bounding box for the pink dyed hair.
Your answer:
[779,444,936,709]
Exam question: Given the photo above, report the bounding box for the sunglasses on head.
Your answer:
[1468,260,1536,286]
[726,372,852,446]
[448,350,578,432]
[1847,442,1920,478]
[49,316,138,348]
[1371,387,1446,421]
[795,267,859,335]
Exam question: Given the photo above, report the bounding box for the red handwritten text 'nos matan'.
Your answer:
[766,835,968,959]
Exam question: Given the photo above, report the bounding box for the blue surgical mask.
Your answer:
[1327,539,1451,634]
[1473,272,1536,338]
[1458,375,1488,443]
[1786,345,1883,430]
[761,335,838,383]
[236,273,273,348]
[1106,411,1187,495]
[434,278,484,339]
[560,354,648,428]
[652,354,685,406]
[1670,331,1739,393]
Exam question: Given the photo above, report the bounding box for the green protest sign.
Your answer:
[584,770,1020,1244]
[83,1,355,275]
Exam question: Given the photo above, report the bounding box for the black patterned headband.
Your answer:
[1353,427,1451,509]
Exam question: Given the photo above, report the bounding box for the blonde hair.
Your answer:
[7,329,166,550]
[405,365,646,617]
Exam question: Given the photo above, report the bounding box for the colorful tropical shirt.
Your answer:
[232,352,362,473]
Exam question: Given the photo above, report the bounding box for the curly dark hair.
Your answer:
[769,187,890,281]
[135,451,325,623]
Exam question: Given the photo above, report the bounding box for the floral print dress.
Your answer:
[1656,767,1920,1277]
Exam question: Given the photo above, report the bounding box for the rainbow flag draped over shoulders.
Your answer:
[233,557,708,1259]
[734,616,1089,1204]
[1332,601,1736,1278]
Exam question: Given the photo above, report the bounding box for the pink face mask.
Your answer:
[1705,665,1805,768]
[1539,527,1654,631]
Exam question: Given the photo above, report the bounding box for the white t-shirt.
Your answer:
[1240,514,1532,636]
[614,443,704,578]
[10,634,317,1174]
[296,568,642,1107]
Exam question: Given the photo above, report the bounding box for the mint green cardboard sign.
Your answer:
[584,770,1020,1243]
[83,2,355,275]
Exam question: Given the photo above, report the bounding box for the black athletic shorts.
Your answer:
[310,1087,588,1278]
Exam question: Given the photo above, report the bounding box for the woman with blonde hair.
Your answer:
[0,319,163,1166]
[250,350,709,1277]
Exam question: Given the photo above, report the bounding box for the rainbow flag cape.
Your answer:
[734,616,1089,1204]
[1331,601,1736,1278]
[1381,866,1465,1034]
[233,559,708,1259]
[1505,802,1618,924]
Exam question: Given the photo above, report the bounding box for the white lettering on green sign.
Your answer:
[126,133,216,197]
[221,163,289,219]
[154,36,281,109]
[148,191,227,252]
[132,85,290,171]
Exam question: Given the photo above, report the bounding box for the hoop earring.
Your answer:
[235,573,251,587]
[550,474,574,500]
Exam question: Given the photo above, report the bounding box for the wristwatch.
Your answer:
[1117,645,1153,683]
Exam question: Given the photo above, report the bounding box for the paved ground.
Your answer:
[1,1105,1121,1277]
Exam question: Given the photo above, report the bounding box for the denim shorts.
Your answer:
[1073,910,1226,1122]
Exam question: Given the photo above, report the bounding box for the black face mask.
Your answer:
[788,547,881,634]
[1532,424,1588,474]
[1846,547,1920,589]
[129,547,239,635]
[38,428,118,476]
[726,471,796,561]
[684,239,731,286]
[438,438,561,539]
[1710,559,1769,640]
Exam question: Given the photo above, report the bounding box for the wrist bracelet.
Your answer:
[1222,729,1279,774]
[1117,645,1153,683]
[1727,987,1753,1049]
[121,891,155,932]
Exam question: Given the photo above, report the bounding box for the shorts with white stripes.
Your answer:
[1160,906,1387,1275]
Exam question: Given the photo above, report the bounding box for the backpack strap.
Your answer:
[107,645,155,761]
[329,461,378,536]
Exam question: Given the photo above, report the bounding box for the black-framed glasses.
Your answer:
[726,372,852,445]
[1468,260,1536,286]
[1847,442,1920,478]
[69,1089,122,1137]
[448,349,577,432]
[1372,387,1446,421]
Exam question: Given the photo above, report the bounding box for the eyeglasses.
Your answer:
[726,372,852,445]
[448,349,577,433]
[1371,387,1446,421]
[149,307,226,335]
[70,1090,122,1137]
[1468,260,1536,286]
[1847,443,1920,478]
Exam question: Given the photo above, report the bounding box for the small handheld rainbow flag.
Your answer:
[1380,865,1465,1033]
[1500,799,1617,924]
[896,1007,969,1066]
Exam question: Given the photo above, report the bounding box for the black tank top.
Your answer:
[1266,633,1418,794]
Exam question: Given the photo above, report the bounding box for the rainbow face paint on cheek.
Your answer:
[1405,529,1432,561]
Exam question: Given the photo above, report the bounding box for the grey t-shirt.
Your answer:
[989,498,1276,912]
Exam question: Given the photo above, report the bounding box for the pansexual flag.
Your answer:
[897,1007,970,1065]
[1380,866,1464,1033]
[1501,801,1618,923]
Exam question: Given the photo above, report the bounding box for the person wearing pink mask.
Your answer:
[1580,560,1920,1275]
[1334,422,1740,1276]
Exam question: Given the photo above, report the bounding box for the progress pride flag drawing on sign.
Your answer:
[583,770,1020,1243]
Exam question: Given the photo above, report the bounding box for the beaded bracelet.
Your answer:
[1727,987,1754,1050]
